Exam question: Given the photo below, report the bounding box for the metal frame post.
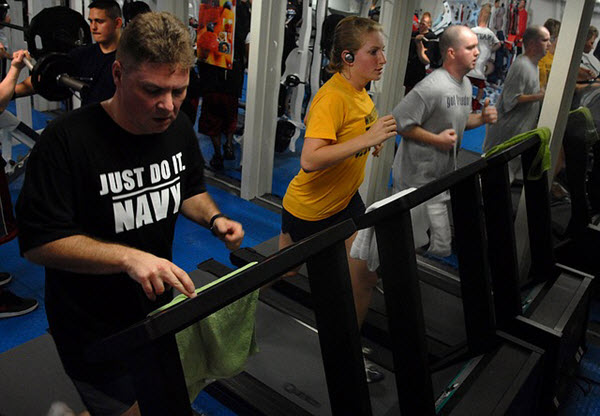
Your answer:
[451,175,497,353]
[481,161,523,327]
[306,239,373,416]
[131,335,191,416]
[360,0,416,206]
[240,0,285,200]
[375,213,436,416]
[521,145,555,281]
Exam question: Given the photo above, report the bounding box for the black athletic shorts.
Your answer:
[281,192,365,242]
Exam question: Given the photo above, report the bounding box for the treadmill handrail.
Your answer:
[356,158,487,229]
[86,219,356,362]
[484,135,541,167]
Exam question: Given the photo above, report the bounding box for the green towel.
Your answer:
[568,106,600,146]
[483,127,551,180]
[149,262,259,401]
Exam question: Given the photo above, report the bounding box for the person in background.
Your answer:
[535,18,572,202]
[404,12,439,94]
[393,25,497,258]
[196,0,251,170]
[280,16,397,383]
[15,0,122,107]
[0,2,11,62]
[0,50,38,319]
[538,18,561,90]
[122,0,150,25]
[561,25,600,234]
[468,4,501,110]
[483,25,550,182]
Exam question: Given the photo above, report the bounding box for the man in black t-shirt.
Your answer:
[16,12,244,416]
[15,0,122,106]
[404,12,440,94]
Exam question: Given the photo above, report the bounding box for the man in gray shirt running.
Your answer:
[392,25,497,257]
[484,25,549,153]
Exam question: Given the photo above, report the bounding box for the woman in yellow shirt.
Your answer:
[280,16,397,380]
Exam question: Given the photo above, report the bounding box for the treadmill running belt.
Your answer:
[188,268,463,415]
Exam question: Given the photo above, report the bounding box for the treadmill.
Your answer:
[231,135,592,413]
[88,199,545,414]
[231,233,467,363]
[230,162,492,365]
[229,151,486,363]
[480,134,594,412]
[198,262,543,416]
[87,220,380,415]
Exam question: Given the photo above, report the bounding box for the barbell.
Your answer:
[1,6,92,101]
[18,53,89,101]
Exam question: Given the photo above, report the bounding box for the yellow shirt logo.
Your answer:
[364,107,378,130]
[355,107,379,157]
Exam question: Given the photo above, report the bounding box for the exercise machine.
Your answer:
[482,135,594,412]
[199,152,544,414]
[88,220,379,415]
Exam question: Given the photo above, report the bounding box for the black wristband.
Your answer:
[209,213,228,235]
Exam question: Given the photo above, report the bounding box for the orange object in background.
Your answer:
[197,0,236,70]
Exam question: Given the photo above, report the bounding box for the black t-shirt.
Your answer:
[68,43,116,106]
[404,30,440,90]
[15,104,206,381]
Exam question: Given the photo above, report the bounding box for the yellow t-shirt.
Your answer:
[283,73,378,221]
[538,51,554,90]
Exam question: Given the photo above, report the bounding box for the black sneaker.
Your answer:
[0,290,38,318]
[209,155,224,170]
[223,143,235,160]
[0,272,12,287]
[362,347,385,383]
[364,356,385,383]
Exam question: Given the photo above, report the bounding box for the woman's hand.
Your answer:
[366,115,397,147]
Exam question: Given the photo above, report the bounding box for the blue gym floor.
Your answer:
[2,98,600,414]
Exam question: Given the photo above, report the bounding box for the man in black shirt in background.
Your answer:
[15,0,122,106]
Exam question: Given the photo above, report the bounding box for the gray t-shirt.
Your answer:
[392,68,472,190]
[576,52,600,128]
[484,55,541,152]
[0,28,7,48]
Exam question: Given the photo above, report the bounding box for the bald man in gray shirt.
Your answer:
[392,25,497,256]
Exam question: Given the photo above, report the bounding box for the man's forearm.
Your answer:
[416,43,430,65]
[13,76,34,98]
[516,92,543,104]
[180,192,221,228]
[181,191,245,251]
[0,66,21,111]
[24,234,137,275]
[401,125,438,145]
[466,113,484,130]
[24,233,198,300]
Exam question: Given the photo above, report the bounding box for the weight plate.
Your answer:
[25,6,91,60]
[31,52,74,101]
